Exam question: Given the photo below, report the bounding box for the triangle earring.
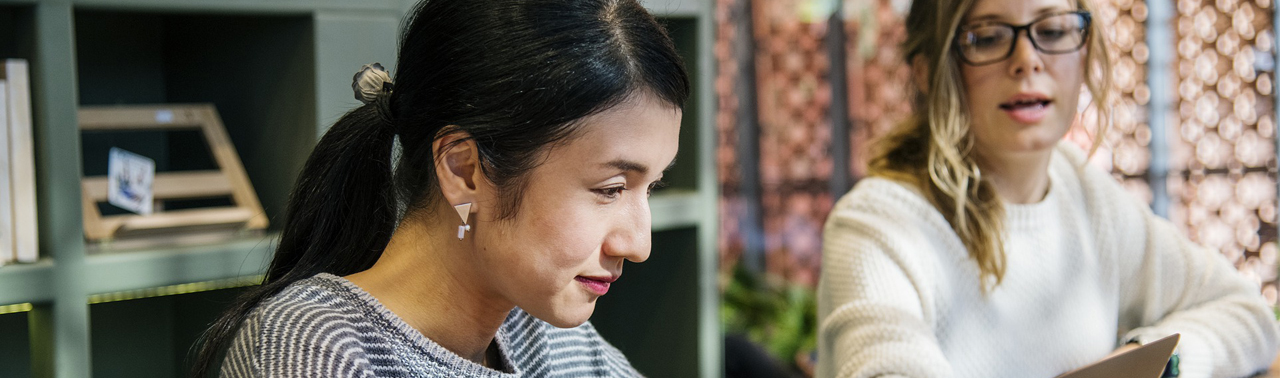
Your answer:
[454,202,472,240]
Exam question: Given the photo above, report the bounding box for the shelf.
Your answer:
[90,287,246,377]
[0,5,35,61]
[641,0,704,17]
[0,310,32,378]
[0,259,53,305]
[652,190,706,231]
[593,227,700,377]
[75,9,318,230]
[0,1,717,377]
[56,0,401,13]
[84,234,275,296]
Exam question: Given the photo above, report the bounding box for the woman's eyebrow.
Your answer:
[1033,5,1072,16]
[603,159,650,175]
[601,158,678,175]
[963,5,1072,25]
[965,13,1003,24]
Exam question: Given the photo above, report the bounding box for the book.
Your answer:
[3,59,36,264]
[0,78,9,267]
[1056,333,1180,378]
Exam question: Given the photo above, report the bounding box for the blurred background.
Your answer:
[0,0,1276,377]
[715,0,1279,376]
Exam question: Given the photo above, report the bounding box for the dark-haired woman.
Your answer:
[191,0,688,376]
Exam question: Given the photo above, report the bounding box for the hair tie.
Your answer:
[353,63,394,104]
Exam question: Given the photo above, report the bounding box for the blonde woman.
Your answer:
[816,0,1280,376]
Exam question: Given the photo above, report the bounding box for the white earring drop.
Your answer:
[454,202,472,240]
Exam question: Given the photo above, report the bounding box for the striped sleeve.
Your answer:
[219,290,386,378]
[219,310,263,378]
[503,309,643,377]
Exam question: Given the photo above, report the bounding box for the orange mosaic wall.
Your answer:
[716,0,1280,301]
[1168,0,1279,303]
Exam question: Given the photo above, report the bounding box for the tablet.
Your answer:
[1056,334,1180,378]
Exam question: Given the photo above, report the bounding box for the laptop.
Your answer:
[1056,334,1180,378]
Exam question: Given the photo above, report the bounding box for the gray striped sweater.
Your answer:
[220,273,641,377]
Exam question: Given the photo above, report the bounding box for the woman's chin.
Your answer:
[535,303,596,329]
[1005,130,1069,154]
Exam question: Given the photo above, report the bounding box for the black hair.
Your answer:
[190,0,688,375]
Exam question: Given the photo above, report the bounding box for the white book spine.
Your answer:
[5,60,36,263]
[0,79,9,267]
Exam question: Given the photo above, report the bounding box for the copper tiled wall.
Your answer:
[717,0,840,287]
[751,0,837,288]
[717,0,1280,305]
[716,0,747,277]
[845,0,912,178]
[1066,0,1154,201]
[1168,0,1279,302]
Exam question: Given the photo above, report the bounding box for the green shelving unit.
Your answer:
[589,3,721,376]
[0,0,718,377]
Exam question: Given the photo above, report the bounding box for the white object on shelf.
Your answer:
[107,147,156,215]
[4,59,38,264]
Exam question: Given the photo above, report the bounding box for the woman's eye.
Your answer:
[594,186,625,199]
[1036,28,1069,41]
[962,29,1008,49]
[646,180,667,196]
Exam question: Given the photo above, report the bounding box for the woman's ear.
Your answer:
[912,54,930,95]
[433,128,481,208]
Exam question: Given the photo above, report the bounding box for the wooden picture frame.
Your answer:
[79,104,268,242]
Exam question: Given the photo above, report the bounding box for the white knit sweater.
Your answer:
[817,143,1280,378]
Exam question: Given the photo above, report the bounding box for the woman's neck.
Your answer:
[345,217,513,367]
[976,148,1053,204]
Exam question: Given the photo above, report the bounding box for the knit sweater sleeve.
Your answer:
[816,179,952,378]
[219,308,264,378]
[501,309,642,377]
[218,302,379,378]
[1064,146,1280,378]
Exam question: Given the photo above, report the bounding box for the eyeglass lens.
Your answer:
[956,12,1088,65]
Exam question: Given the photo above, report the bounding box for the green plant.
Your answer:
[721,264,818,366]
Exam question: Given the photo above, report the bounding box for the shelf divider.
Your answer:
[68,0,403,14]
[651,190,705,231]
[640,0,703,17]
[0,260,54,305]
[32,1,92,377]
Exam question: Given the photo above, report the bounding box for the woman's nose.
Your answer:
[603,197,652,263]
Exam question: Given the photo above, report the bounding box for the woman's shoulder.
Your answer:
[827,176,952,237]
[836,176,935,216]
[250,273,370,327]
[222,273,394,377]
[1049,141,1126,193]
[822,176,968,276]
[1049,142,1151,213]
[500,308,639,377]
[235,274,394,351]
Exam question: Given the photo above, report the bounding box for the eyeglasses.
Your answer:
[954,11,1091,66]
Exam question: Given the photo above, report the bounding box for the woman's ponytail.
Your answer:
[190,100,398,376]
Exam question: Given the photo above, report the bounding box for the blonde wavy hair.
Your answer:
[869,0,1113,289]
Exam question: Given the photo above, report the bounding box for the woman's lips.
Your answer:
[575,276,613,295]
[999,93,1052,124]
[1001,101,1051,124]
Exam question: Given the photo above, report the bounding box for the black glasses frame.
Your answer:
[954,11,1092,66]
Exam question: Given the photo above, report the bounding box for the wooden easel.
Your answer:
[79,104,268,243]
